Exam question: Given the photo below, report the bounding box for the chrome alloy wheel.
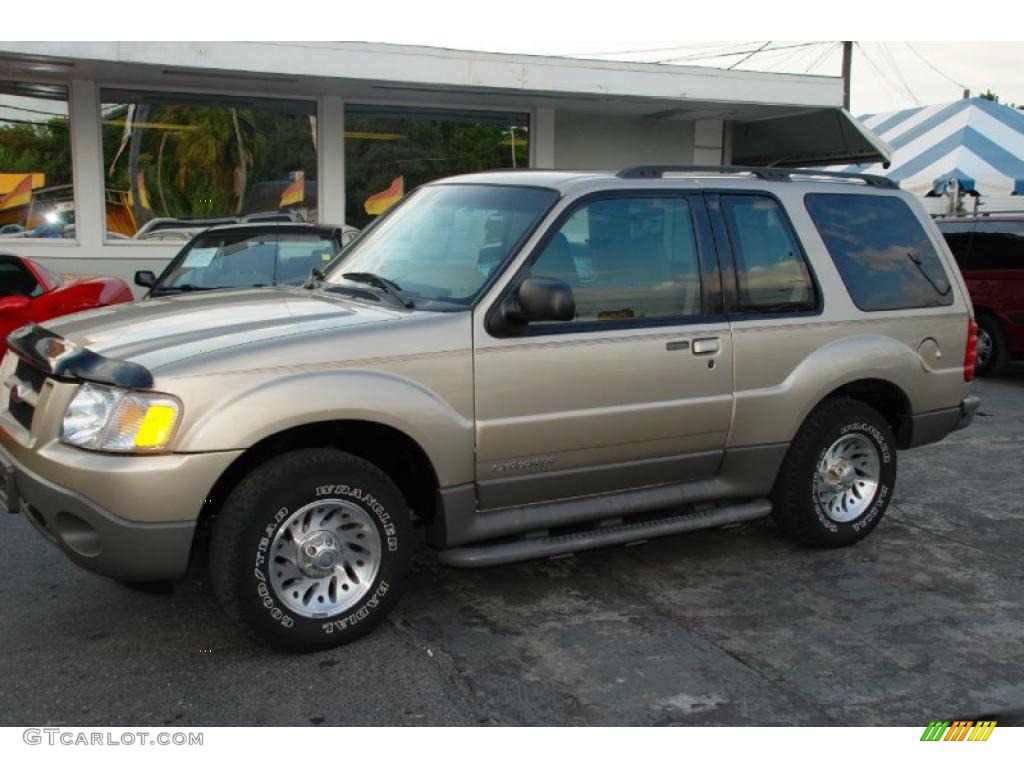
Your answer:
[269,499,382,618]
[816,433,881,523]
[976,327,993,369]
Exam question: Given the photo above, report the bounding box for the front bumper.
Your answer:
[0,441,239,581]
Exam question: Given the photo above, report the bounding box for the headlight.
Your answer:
[61,383,182,453]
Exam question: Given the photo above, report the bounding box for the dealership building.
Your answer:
[0,41,889,290]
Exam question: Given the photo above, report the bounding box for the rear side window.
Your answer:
[967,221,1024,271]
[937,222,974,268]
[805,194,953,310]
[719,195,816,313]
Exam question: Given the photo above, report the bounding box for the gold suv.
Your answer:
[0,166,980,652]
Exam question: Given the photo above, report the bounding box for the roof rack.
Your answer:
[616,165,898,190]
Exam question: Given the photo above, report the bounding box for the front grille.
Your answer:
[5,358,48,431]
[15,358,46,391]
[9,399,34,431]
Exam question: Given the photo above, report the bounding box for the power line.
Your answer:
[879,41,920,105]
[804,41,840,73]
[727,41,772,69]
[0,103,69,118]
[855,42,908,109]
[566,41,745,58]
[771,42,826,71]
[904,42,967,89]
[657,41,819,64]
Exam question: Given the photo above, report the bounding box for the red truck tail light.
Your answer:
[964,319,978,382]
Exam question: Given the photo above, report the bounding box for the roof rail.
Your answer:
[616,165,898,190]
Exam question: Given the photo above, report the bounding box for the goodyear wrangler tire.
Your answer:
[771,398,896,549]
[209,448,413,652]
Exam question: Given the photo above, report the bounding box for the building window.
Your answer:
[100,89,318,239]
[0,81,73,239]
[344,105,530,229]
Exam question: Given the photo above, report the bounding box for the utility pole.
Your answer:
[841,41,853,111]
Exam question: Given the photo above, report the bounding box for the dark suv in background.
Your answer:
[938,215,1024,376]
[136,223,349,297]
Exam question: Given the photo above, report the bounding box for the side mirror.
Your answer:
[134,270,156,288]
[0,295,30,312]
[507,277,575,323]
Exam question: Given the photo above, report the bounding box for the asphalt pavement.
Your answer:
[1,367,1022,726]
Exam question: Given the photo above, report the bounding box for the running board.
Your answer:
[438,499,772,568]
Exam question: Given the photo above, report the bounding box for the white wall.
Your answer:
[553,111,695,170]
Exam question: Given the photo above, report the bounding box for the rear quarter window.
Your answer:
[968,220,1024,271]
[805,193,954,311]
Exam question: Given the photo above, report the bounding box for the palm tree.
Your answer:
[169,106,260,216]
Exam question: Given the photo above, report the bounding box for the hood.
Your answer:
[42,287,401,372]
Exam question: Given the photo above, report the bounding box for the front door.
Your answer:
[472,193,734,510]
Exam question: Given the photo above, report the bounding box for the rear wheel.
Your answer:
[209,448,413,652]
[975,315,1008,377]
[772,399,896,548]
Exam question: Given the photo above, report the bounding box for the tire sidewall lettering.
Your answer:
[251,483,398,633]
[315,484,399,552]
[812,422,893,535]
[321,580,390,635]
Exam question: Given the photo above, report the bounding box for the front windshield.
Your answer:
[325,184,558,305]
[157,231,339,291]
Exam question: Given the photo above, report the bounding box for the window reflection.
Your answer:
[531,197,703,322]
[344,105,530,229]
[0,82,73,239]
[721,196,816,312]
[101,90,317,239]
[806,194,952,310]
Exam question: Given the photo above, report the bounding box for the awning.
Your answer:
[731,108,893,168]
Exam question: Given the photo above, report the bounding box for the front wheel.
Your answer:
[209,448,414,652]
[772,399,896,548]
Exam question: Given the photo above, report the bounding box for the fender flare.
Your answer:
[175,369,474,486]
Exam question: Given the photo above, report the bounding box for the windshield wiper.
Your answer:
[303,266,326,289]
[342,272,414,309]
[162,284,218,293]
[906,252,952,296]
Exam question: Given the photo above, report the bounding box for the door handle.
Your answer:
[692,338,720,355]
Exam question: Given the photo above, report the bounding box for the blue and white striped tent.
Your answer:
[833,98,1024,197]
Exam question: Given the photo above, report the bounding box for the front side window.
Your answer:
[325,184,556,307]
[0,81,73,238]
[720,195,816,313]
[529,196,703,324]
[805,193,953,310]
[101,90,317,239]
[155,232,339,292]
